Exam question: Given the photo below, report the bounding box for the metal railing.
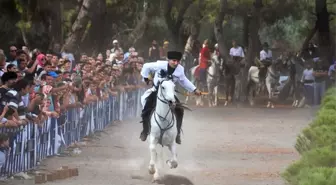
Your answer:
[0,88,145,177]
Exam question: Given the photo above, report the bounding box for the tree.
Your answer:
[63,0,94,51]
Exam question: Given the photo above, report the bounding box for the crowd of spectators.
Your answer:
[0,40,148,166]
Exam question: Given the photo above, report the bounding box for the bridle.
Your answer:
[154,78,176,146]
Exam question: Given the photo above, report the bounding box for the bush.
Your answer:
[282,145,336,184]
[282,87,336,185]
[296,167,336,185]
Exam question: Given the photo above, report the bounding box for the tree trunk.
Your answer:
[245,0,263,67]
[164,0,193,50]
[242,15,250,49]
[127,0,155,47]
[300,26,317,55]
[48,0,63,50]
[240,0,263,102]
[63,0,93,51]
[85,0,106,55]
[182,0,204,72]
[315,0,332,63]
[214,0,230,62]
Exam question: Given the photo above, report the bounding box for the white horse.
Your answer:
[186,53,221,107]
[247,59,282,108]
[148,77,178,182]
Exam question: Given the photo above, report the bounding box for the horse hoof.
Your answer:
[152,173,161,183]
[167,160,178,169]
[148,166,155,175]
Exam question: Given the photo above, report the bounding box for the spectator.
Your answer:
[6,46,17,63]
[6,79,30,123]
[61,45,75,71]
[312,58,329,105]
[111,40,123,53]
[0,53,6,77]
[148,40,161,61]
[6,64,17,73]
[0,133,10,169]
[301,60,314,107]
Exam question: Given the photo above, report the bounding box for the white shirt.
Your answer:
[141,60,196,92]
[229,46,245,58]
[301,68,314,85]
[260,50,272,61]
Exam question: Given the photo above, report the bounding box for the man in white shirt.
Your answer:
[301,60,314,106]
[140,51,201,144]
[229,40,245,62]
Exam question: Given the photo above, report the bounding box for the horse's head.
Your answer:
[157,77,176,107]
[273,57,284,71]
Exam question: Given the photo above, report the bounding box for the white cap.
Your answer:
[113,40,118,44]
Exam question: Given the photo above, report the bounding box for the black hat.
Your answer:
[167,51,182,61]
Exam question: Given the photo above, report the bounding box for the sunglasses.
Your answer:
[10,50,17,52]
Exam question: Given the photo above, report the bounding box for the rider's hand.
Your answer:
[194,89,202,96]
[144,78,150,85]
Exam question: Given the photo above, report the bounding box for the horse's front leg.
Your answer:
[167,143,178,169]
[207,82,213,107]
[266,81,274,108]
[148,135,160,181]
[224,79,229,106]
[213,85,218,106]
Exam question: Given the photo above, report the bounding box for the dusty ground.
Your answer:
[11,106,316,185]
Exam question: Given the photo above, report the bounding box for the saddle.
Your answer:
[255,58,271,81]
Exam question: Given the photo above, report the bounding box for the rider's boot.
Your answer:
[175,106,184,145]
[140,92,156,141]
[140,113,149,141]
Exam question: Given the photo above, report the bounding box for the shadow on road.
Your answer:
[158,174,194,185]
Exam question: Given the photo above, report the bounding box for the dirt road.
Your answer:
[13,107,315,185]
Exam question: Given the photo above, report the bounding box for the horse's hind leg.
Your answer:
[148,136,160,181]
[213,85,218,106]
[167,143,178,169]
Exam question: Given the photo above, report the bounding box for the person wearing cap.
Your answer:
[140,51,202,144]
[111,40,123,54]
[258,42,273,82]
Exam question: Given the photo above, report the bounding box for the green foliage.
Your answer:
[259,16,311,50]
[282,146,336,184]
[283,88,336,185]
[15,20,32,30]
[297,167,336,185]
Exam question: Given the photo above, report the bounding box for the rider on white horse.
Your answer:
[140,51,202,144]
